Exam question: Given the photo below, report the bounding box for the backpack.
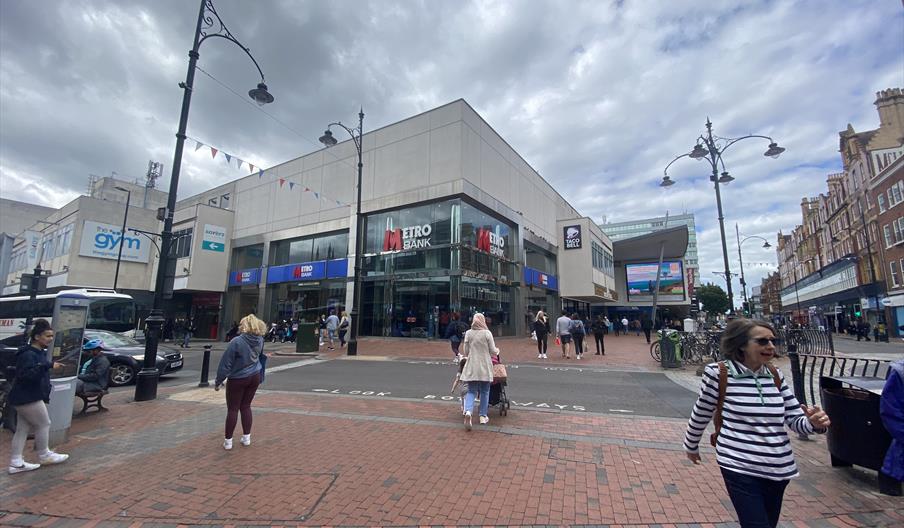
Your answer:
[710,361,783,447]
[569,319,585,336]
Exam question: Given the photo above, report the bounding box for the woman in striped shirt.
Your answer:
[684,319,830,528]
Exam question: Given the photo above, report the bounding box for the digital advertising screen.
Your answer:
[625,261,686,302]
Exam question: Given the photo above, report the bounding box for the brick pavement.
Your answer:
[1,335,902,527]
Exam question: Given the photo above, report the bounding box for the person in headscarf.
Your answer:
[459,313,499,430]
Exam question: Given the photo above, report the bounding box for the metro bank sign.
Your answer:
[382,224,432,251]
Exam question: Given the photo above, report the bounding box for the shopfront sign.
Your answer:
[228,268,262,287]
[563,225,582,250]
[201,224,227,252]
[267,259,349,284]
[78,220,150,263]
[476,227,505,257]
[383,224,432,251]
[523,267,558,291]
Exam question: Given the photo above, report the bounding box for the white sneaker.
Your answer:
[542,354,547,359]
[223,438,233,450]
[479,416,489,425]
[464,411,472,431]
[240,434,251,446]
[538,353,542,359]
[8,461,40,474]
[38,452,68,465]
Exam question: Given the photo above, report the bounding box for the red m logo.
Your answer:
[383,228,402,251]
[292,266,302,279]
[476,228,491,252]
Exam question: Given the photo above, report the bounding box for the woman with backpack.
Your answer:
[569,313,586,360]
[683,318,831,528]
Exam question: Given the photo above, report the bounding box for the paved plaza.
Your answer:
[1,334,902,527]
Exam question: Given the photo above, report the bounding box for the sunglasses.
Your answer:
[752,337,778,346]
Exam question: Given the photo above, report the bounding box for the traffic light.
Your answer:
[854,304,862,318]
[742,302,750,315]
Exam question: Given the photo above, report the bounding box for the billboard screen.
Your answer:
[626,261,686,302]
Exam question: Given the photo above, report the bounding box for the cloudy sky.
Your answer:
[1,0,902,305]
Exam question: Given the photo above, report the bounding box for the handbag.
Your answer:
[492,362,507,381]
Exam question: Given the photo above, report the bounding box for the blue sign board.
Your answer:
[265,259,350,285]
[326,258,348,278]
[523,267,558,291]
[228,268,262,287]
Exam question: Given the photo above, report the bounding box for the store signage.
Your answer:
[266,259,351,284]
[228,268,261,287]
[476,227,505,257]
[78,220,150,263]
[201,224,227,252]
[563,225,582,250]
[523,266,558,291]
[383,224,432,251]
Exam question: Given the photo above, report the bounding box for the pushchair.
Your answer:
[489,354,510,416]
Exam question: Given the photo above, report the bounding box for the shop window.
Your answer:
[172,227,193,259]
[890,260,902,288]
[232,244,264,269]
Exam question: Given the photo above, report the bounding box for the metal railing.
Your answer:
[775,328,834,357]
[789,351,891,408]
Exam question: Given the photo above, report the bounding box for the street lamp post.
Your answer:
[113,186,132,291]
[135,0,274,401]
[735,223,772,316]
[319,109,364,356]
[662,118,785,313]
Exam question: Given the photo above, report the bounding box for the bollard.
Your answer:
[199,345,212,387]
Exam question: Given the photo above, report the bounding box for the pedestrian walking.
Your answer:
[555,312,573,359]
[215,314,267,450]
[318,314,327,346]
[444,312,466,361]
[604,316,611,335]
[569,313,586,359]
[7,319,69,474]
[533,311,550,359]
[181,317,195,348]
[324,309,339,350]
[338,311,350,347]
[621,317,629,337]
[684,318,830,528]
[641,315,653,344]
[591,315,606,355]
[459,313,499,430]
[450,356,469,415]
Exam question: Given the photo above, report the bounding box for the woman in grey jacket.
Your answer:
[215,314,267,450]
[460,313,499,430]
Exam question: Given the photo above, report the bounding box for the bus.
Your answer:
[0,289,136,340]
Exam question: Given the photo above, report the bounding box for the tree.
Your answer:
[698,283,730,315]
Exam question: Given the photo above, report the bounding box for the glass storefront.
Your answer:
[360,198,523,337]
[269,279,346,323]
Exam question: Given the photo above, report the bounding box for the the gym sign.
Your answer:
[79,220,150,263]
[383,224,432,251]
[476,227,505,257]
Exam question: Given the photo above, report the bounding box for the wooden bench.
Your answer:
[77,390,109,415]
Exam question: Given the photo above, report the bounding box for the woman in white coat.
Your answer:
[460,313,499,430]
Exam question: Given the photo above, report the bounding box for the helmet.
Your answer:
[83,338,109,351]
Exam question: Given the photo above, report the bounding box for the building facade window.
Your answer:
[891,260,902,288]
[172,227,193,259]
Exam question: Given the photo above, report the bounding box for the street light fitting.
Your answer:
[319,129,338,147]
[114,186,129,192]
[689,144,708,159]
[660,175,675,187]
[762,241,771,249]
[248,82,274,106]
[764,142,785,159]
[718,171,734,184]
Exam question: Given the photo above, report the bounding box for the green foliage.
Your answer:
[698,283,730,315]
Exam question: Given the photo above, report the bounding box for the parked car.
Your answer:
[0,330,183,387]
[83,330,183,386]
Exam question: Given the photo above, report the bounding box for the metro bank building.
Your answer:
[175,99,631,338]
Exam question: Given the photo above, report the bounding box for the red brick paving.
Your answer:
[0,335,902,527]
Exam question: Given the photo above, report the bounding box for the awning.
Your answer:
[613,226,688,261]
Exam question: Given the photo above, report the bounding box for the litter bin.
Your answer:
[821,375,901,496]
[296,322,320,353]
[659,329,682,369]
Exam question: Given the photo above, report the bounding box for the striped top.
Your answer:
[684,360,822,481]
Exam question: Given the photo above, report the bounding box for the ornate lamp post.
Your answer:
[113,186,132,291]
[136,0,274,401]
[735,224,772,316]
[662,118,785,313]
[319,109,364,356]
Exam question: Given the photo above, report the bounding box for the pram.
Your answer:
[489,354,510,416]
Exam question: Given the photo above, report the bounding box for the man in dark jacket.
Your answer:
[641,315,654,344]
[880,359,904,493]
[76,339,110,395]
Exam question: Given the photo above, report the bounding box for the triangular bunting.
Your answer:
[249,164,255,173]
[194,141,203,151]
[289,182,295,189]
[314,192,319,199]
[258,169,264,178]
[236,158,244,170]
[336,200,341,205]
[210,147,218,159]
[304,187,311,192]
[224,153,232,164]
[279,178,285,187]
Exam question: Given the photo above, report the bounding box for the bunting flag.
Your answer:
[187,135,351,208]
